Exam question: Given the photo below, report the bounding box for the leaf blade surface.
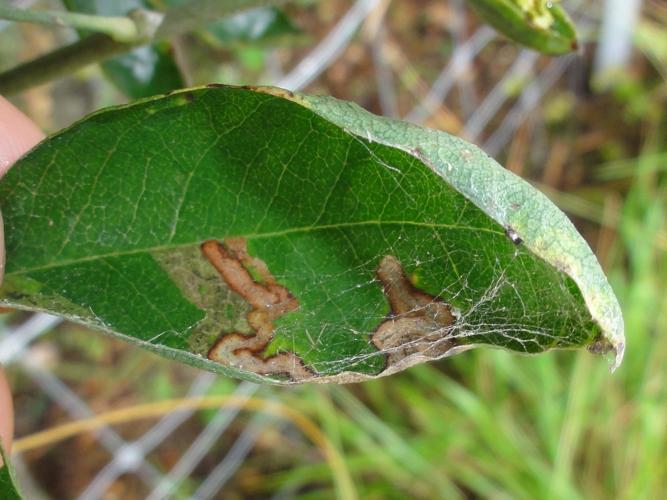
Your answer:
[0,442,23,500]
[0,86,624,383]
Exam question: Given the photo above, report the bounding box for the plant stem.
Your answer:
[0,34,137,96]
[0,5,140,42]
[0,0,289,96]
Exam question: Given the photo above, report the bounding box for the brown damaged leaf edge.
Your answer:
[202,237,459,382]
[207,83,309,107]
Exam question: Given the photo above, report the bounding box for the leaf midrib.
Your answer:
[7,219,504,275]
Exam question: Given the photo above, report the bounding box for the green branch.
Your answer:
[0,5,141,42]
[0,34,137,96]
[0,0,289,96]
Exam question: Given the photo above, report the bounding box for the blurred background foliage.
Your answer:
[0,0,665,498]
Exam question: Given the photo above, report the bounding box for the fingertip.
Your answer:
[0,366,13,463]
[0,96,45,178]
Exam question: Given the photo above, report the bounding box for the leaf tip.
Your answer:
[610,340,625,373]
[588,334,625,372]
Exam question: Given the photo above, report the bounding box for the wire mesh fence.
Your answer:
[0,0,650,498]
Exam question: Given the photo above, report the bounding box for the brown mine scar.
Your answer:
[373,255,458,367]
[201,239,314,381]
[240,84,295,99]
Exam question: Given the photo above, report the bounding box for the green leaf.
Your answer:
[0,86,624,384]
[466,0,578,54]
[97,43,185,98]
[206,7,301,46]
[0,441,23,500]
[154,0,292,38]
[63,0,185,98]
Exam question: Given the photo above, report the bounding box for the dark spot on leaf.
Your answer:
[587,337,613,355]
[505,227,523,245]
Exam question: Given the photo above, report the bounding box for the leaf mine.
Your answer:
[373,255,457,369]
[202,239,314,382]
